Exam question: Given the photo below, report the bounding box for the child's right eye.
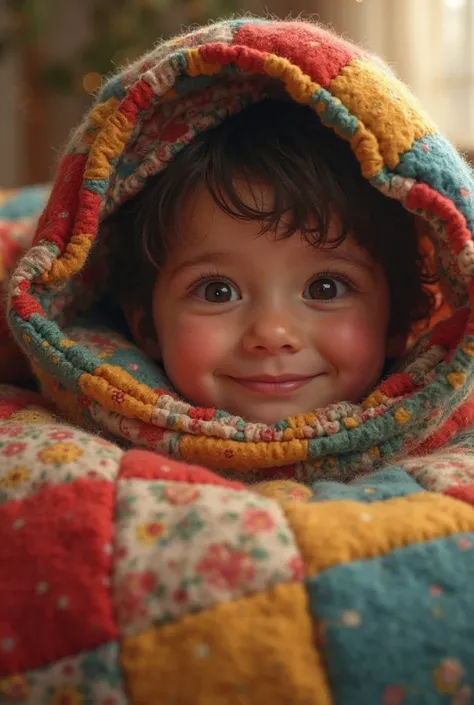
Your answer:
[193,279,241,303]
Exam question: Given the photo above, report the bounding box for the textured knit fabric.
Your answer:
[6,18,474,487]
[2,17,474,702]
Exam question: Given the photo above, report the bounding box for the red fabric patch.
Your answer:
[233,22,358,88]
[199,43,267,75]
[119,449,244,489]
[120,79,155,123]
[406,184,470,254]
[188,407,217,421]
[33,154,88,251]
[444,485,474,507]
[378,373,414,399]
[0,390,50,420]
[11,280,44,320]
[430,308,469,348]
[74,189,102,239]
[0,479,117,676]
[411,399,474,456]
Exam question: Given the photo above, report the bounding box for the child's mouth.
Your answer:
[228,374,316,396]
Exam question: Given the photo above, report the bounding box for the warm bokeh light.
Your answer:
[82,71,102,93]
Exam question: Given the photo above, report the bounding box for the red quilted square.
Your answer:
[0,479,118,676]
[234,22,358,88]
[119,449,244,489]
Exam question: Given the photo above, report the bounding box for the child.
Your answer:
[106,98,434,426]
[6,17,474,485]
[3,19,474,702]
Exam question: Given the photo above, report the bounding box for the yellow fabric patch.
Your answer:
[78,373,155,422]
[40,233,91,283]
[367,446,380,460]
[10,406,56,425]
[179,435,308,470]
[253,480,313,503]
[462,341,474,357]
[84,109,133,181]
[186,49,222,77]
[88,97,120,129]
[59,339,76,348]
[343,417,358,430]
[330,59,436,178]
[263,55,320,104]
[394,407,412,425]
[447,371,467,390]
[121,584,332,705]
[34,367,82,425]
[349,122,384,180]
[287,412,318,430]
[95,364,158,406]
[283,493,474,576]
[362,389,386,409]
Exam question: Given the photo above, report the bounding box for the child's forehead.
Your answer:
[169,215,375,275]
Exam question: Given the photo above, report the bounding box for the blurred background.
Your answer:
[0,0,472,187]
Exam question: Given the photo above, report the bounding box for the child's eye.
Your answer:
[193,279,241,303]
[303,276,349,300]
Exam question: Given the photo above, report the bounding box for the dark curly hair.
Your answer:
[106,98,435,336]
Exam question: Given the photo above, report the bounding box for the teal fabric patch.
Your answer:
[83,179,108,197]
[9,313,84,389]
[0,184,49,220]
[310,87,358,138]
[311,467,423,502]
[175,73,215,97]
[106,347,174,391]
[396,134,474,231]
[307,534,474,702]
[99,75,126,102]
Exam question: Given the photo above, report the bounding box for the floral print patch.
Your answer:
[113,479,304,636]
[0,422,123,504]
[0,642,126,704]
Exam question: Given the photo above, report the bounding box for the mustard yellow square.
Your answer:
[121,583,332,705]
[283,493,474,576]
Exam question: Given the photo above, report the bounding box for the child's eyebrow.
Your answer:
[312,248,376,273]
[169,251,232,276]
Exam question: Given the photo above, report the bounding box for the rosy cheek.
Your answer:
[163,318,232,372]
[316,313,384,365]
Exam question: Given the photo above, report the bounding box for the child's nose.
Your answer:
[241,308,303,355]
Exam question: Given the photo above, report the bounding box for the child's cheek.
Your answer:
[165,318,232,372]
[319,313,384,366]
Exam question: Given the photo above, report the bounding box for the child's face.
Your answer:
[148,183,391,424]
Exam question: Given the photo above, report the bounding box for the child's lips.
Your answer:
[228,374,317,396]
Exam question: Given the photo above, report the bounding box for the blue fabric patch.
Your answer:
[175,73,216,97]
[311,467,423,502]
[310,87,359,138]
[0,185,49,220]
[9,313,84,389]
[83,179,108,197]
[307,414,399,459]
[99,75,126,102]
[105,347,173,390]
[396,134,474,233]
[307,534,474,702]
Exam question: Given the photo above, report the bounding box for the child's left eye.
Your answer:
[193,279,241,303]
[303,277,348,300]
